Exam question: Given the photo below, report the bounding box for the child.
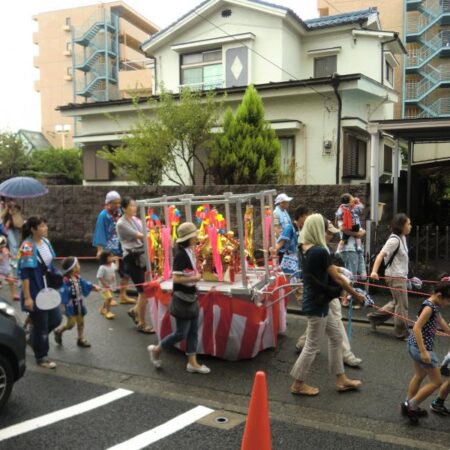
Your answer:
[97,250,117,320]
[402,281,450,423]
[336,194,364,253]
[0,236,19,301]
[54,257,100,348]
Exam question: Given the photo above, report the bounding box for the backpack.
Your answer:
[371,235,401,277]
[341,205,353,231]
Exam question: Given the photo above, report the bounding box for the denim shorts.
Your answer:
[408,343,439,369]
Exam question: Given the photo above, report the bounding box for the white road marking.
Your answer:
[108,405,215,450]
[0,388,133,441]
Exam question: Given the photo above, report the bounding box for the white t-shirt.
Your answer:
[382,234,409,278]
[97,263,117,289]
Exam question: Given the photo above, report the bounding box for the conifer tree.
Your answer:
[209,85,280,184]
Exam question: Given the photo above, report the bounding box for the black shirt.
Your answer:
[301,245,332,317]
[172,246,197,295]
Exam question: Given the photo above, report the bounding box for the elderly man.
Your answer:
[93,191,135,306]
[273,193,293,263]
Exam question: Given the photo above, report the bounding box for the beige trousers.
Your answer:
[367,278,409,338]
[290,310,344,381]
[296,299,353,359]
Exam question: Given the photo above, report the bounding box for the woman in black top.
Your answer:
[147,222,210,374]
[290,214,364,396]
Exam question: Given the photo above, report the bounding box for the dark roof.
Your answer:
[141,0,376,49]
[59,73,362,111]
[305,8,377,29]
[373,117,450,142]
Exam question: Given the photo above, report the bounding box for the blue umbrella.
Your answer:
[0,176,48,199]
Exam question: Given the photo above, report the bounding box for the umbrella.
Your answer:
[0,176,48,199]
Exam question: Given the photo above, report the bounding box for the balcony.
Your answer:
[178,80,225,92]
[118,59,153,96]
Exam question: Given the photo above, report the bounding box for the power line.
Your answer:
[192,9,329,100]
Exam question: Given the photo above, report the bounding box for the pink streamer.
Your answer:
[161,226,171,281]
[264,215,272,251]
[207,226,223,281]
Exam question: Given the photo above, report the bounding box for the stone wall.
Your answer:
[21,184,368,255]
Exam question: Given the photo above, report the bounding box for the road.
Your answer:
[2,265,450,449]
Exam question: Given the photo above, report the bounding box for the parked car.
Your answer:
[0,299,26,410]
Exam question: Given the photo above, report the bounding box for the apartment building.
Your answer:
[33,1,158,148]
[318,0,450,119]
[60,0,404,186]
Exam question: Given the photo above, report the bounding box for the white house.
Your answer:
[60,0,406,187]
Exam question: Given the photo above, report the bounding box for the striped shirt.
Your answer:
[36,241,53,267]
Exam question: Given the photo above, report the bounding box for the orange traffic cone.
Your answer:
[241,371,272,450]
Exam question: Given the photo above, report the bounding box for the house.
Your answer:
[60,0,406,188]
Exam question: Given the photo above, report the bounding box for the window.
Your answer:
[65,17,71,26]
[384,145,393,173]
[314,55,337,78]
[180,49,223,90]
[385,61,394,85]
[66,66,73,76]
[279,136,295,184]
[65,42,72,53]
[343,133,367,178]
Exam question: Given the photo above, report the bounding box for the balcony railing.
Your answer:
[179,79,225,92]
[405,63,450,99]
[407,0,450,34]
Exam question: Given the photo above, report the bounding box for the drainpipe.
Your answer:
[381,35,398,84]
[331,73,342,185]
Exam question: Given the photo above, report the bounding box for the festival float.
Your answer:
[138,190,291,361]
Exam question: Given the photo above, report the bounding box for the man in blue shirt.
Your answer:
[93,191,136,305]
[273,193,293,263]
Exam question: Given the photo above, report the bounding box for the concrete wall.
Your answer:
[21,184,368,255]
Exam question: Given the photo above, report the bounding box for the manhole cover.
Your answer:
[198,410,245,430]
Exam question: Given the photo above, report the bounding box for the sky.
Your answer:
[0,0,318,133]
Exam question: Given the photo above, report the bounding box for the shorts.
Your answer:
[102,290,114,301]
[408,343,439,369]
[123,254,145,293]
[117,257,127,279]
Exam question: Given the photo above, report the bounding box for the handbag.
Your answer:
[36,248,63,289]
[169,290,199,320]
[299,246,341,306]
[128,248,146,269]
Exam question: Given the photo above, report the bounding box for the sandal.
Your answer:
[137,324,155,334]
[336,380,362,392]
[290,384,320,396]
[127,308,138,324]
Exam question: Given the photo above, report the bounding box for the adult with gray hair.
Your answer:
[290,213,365,396]
[93,190,135,306]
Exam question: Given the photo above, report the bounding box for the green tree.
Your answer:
[29,148,82,184]
[100,88,223,185]
[209,85,280,184]
[0,131,29,178]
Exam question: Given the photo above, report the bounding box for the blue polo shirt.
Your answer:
[93,209,122,256]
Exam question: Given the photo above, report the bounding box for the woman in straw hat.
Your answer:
[290,214,365,396]
[148,222,210,374]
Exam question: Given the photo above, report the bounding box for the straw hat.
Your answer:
[176,222,198,243]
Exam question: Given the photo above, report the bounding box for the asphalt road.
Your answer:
[0,370,422,450]
[3,263,450,449]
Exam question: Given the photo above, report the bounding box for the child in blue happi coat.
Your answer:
[54,257,100,348]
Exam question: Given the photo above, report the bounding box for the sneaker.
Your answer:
[401,402,427,417]
[440,366,450,377]
[186,363,211,374]
[38,359,56,369]
[401,401,420,424]
[344,355,362,367]
[430,400,450,416]
[77,339,91,348]
[147,345,162,369]
[54,329,62,345]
